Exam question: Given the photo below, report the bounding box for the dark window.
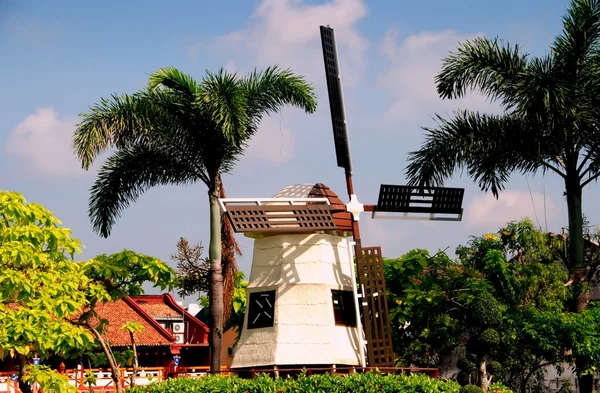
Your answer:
[331,290,357,327]
[247,290,276,329]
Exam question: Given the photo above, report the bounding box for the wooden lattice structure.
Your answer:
[357,246,394,366]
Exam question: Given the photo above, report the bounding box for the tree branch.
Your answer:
[542,161,567,179]
[577,154,591,174]
[581,172,600,189]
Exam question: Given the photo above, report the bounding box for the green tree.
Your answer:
[72,66,316,371]
[121,322,144,387]
[386,219,571,393]
[0,191,175,393]
[405,0,600,315]
[0,190,96,393]
[173,237,248,338]
[79,249,174,393]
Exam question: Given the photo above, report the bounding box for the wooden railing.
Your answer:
[60,367,167,392]
[0,372,22,393]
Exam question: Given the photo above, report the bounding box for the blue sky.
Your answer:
[2,0,597,300]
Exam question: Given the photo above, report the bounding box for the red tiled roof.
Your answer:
[134,301,182,318]
[92,299,173,347]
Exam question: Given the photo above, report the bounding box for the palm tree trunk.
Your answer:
[566,179,585,270]
[566,177,595,393]
[208,183,224,373]
[566,176,589,310]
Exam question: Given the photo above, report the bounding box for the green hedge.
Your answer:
[128,372,514,393]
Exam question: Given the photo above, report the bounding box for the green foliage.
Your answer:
[23,366,76,393]
[126,372,477,393]
[121,322,144,334]
[458,358,477,375]
[478,329,500,353]
[85,250,175,300]
[1,190,175,392]
[459,385,484,393]
[0,191,96,360]
[384,249,468,366]
[386,219,575,392]
[470,293,502,328]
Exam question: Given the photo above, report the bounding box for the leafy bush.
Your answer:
[470,292,502,327]
[479,328,500,352]
[487,361,503,376]
[457,358,477,374]
[127,372,473,393]
[459,384,484,393]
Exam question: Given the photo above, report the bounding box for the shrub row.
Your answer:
[128,372,514,393]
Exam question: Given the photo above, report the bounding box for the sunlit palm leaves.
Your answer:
[406,0,600,271]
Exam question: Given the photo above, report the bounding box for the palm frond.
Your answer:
[148,67,202,97]
[73,92,169,170]
[89,143,200,237]
[406,111,542,197]
[514,55,576,149]
[242,66,317,115]
[195,68,249,148]
[552,0,600,79]
[241,66,317,134]
[436,36,528,109]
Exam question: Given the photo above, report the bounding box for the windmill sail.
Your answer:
[320,26,353,173]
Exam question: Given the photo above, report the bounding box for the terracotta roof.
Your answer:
[308,183,352,232]
[272,183,353,232]
[92,299,173,347]
[133,301,182,319]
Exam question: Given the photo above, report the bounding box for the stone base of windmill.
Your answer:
[230,233,363,371]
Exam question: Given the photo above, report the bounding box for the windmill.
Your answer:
[219,26,465,373]
[315,25,465,367]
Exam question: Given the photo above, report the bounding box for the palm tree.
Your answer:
[406,0,600,309]
[72,66,317,372]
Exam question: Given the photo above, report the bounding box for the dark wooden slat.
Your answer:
[375,184,464,215]
[225,204,337,233]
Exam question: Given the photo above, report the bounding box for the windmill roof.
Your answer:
[287,183,352,232]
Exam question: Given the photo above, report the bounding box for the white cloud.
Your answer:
[244,112,295,164]
[204,0,369,165]
[378,28,495,124]
[210,0,368,87]
[6,107,85,178]
[464,190,561,230]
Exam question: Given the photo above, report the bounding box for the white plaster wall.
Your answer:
[231,234,362,369]
[247,233,354,289]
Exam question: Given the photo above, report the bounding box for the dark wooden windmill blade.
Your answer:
[320,25,353,175]
[373,185,465,220]
[320,25,395,368]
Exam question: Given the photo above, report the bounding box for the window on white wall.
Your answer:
[331,290,357,327]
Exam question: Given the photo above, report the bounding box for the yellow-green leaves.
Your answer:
[1,190,93,365]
